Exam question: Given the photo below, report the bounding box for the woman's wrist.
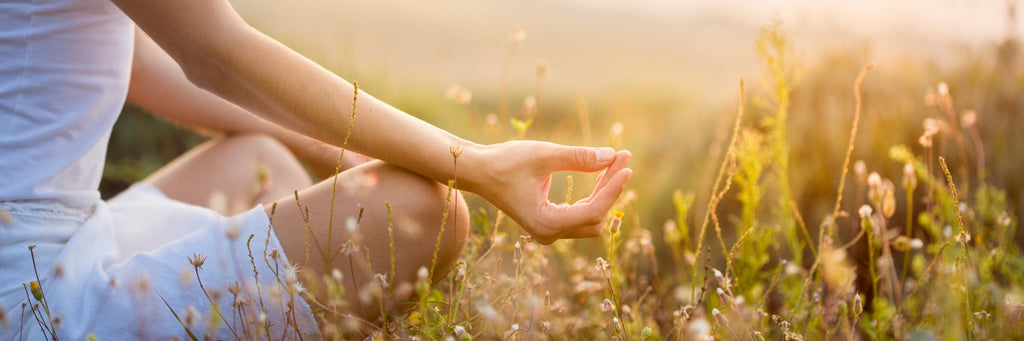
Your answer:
[452,141,496,196]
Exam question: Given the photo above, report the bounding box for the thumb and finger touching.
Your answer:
[534,149,633,242]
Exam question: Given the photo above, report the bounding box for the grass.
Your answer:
[5,17,1018,341]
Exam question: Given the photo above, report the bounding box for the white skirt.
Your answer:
[0,183,320,340]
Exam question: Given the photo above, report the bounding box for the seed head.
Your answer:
[188,252,207,270]
[417,266,429,282]
[867,172,882,189]
[602,298,615,312]
[923,118,940,136]
[449,144,464,159]
[961,110,977,128]
[882,183,896,218]
[374,273,388,289]
[902,163,917,189]
[853,160,867,183]
[858,205,873,219]
[909,239,923,250]
[918,134,933,148]
[937,82,949,96]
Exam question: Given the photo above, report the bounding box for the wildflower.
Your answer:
[453,325,467,337]
[956,231,972,244]
[595,257,610,275]
[854,294,863,316]
[910,239,923,250]
[902,163,917,189]
[332,268,344,282]
[867,172,881,189]
[882,183,896,218]
[854,160,867,183]
[374,273,388,289]
[449,144,464,159]
[188,252,207,270]
[641,326,653,339]
[608,213,622,235]
[716,287,732,306]
[937,82,949,96]
[858,205,873,218]
[29,281,43,301]
[712,308,728,325]
[923,118,939,136]
[513,241,522,267]
[918,134,933,148]
[540,321,551,332]
[602,298,615,312]
[961,110,977,128]
[268,248,281,262]
[345,217,358,233]
[184,305,200,329]
[503,323,520,339]
[523,96,537,118]
[417,266,429,282]
[283,264,299,284]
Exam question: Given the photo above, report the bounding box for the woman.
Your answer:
[0,0,632,338]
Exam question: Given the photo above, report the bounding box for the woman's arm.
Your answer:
[111,0,632,243]
[126,28,367,179]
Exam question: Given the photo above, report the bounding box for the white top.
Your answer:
[0,1,321,339]
[0,0,134,210]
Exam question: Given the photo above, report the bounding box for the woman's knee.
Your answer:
[220,133,312,201]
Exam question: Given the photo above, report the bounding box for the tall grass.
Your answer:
[71,18,1024,340]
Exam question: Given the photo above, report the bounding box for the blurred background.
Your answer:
[104,0,1023,246]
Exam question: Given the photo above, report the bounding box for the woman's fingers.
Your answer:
[543,145,616,172]
[542,167,632,240]
[560,223,604,239]
[577,150,632,205]
[593,150,631,192]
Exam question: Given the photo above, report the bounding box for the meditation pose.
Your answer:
[0,0,632,338]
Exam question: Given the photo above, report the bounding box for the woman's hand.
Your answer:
[463,141,633,244]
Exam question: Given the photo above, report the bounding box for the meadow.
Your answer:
[97,12,1024,341]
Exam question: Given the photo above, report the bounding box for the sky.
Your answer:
[233,0,1019,107]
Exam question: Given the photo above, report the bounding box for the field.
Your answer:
[99,1,1024,340]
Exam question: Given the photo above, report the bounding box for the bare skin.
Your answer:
[117,0,633,325]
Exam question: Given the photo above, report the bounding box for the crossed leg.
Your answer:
[144,133,470,325]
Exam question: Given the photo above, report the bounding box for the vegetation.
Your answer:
[78,18,1024,340]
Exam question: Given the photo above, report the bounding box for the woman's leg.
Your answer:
[269,160,470,324]
[142,132,470,324]
[144,133,313,215]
